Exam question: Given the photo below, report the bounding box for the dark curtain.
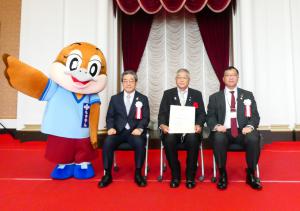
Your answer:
[122,10,153,71]
[116,0,232,14]
[196,6,231,90]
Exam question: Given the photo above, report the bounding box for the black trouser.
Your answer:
[162,133,201,180]
[102,129,146,172]
[212,129,261,171]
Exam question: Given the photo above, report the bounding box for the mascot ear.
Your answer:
[100,57,107,75]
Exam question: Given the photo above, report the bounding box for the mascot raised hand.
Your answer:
[2,42,107,180]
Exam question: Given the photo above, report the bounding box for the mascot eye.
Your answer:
[88,61,101,77]
[69,58,79,70]
[89,63,99,77]
[66,50,82,72]
[88,55,102,78]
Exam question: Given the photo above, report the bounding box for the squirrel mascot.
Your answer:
[2,42,107,180]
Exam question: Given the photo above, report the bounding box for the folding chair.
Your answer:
[211,134,263,183]
[106,132,150,179]
[157,138,205,182]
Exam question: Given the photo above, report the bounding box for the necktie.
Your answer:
[179,91,186,106]
[125,94,131,115]
[230,91,238,138]
[125,94,131,130]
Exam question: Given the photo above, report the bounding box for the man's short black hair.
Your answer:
[224,66,239,75]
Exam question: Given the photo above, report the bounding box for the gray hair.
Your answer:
[176,68,190,80]
[121,70,138,82]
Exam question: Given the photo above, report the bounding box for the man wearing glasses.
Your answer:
[207,66,262,190]
[98,70,150,188]
[158,68,206,189]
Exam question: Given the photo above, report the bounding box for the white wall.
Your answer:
[233,0,300,129]
[16,0,118,130]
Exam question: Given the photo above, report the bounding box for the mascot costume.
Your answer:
[2,42,107,180]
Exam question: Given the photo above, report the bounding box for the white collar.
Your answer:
[225,86,237,94]
[124,91,135,97]
[177,87,188,94]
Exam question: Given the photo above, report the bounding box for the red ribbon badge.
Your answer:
[135,101,143,119]
[193,102,199,108]
[243,99,252,118]
[244,106,252,117]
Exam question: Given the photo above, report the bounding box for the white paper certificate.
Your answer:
[169,105,195,134]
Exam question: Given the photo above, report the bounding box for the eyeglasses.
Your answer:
[122,80,135,84]
[176,77,189,80]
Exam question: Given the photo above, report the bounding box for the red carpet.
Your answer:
[1,134,300,210]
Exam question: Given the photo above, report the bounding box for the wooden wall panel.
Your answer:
[0,0,21,118]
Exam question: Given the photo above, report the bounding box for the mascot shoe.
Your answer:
[74,162,95,179]
[51,163,75,180]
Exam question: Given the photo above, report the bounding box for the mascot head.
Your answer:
[50,42,107,94]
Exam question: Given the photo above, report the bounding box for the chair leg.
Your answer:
[144,133,149,178]
[163,153,167,172]
[211,155,217,183]
[113,152,119,171]
[198,142,205,181]
[256,164,260,181]
[157,142,164,182]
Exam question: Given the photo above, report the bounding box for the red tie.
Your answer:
[230,91,238,138]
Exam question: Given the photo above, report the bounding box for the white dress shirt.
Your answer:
[124,91,135,129]
[224,87,239,129]
[177,87,188,106]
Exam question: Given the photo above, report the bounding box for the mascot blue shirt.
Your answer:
[40,79,100,139]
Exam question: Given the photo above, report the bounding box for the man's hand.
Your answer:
[215,125,227,133]
[195,125,202,133]
[242,126,253,135]
[160,124,169,134]
[107,128,117,135]
[131,128,142,136]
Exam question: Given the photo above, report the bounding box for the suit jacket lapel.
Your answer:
[185,88,192,106]
[237,88,244,120]
[128,92,138,117]
[220,91,226,123]
[172,88,181,106]
[119,92,128,116]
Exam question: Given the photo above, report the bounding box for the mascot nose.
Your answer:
[71,68,93,82]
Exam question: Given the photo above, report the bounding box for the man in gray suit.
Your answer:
[207,66,262,190]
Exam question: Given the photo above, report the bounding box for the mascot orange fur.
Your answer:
[3,42,107,179]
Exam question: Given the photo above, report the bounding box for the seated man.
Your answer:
[207,66,262,190]
[98,70,150,188]
[158,68,206,189]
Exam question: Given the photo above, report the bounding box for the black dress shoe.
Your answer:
[186,180,196,189]
[98,174,112,188]
[170,178,180,188]
[135,174,147,187]
[246,173,262,190]
[217,173,228,190]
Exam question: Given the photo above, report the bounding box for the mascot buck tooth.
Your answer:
[2,42,107,180]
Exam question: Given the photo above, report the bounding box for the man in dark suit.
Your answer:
[98,71,150,188]
[158,68,206,189]
[207,66,262,190]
